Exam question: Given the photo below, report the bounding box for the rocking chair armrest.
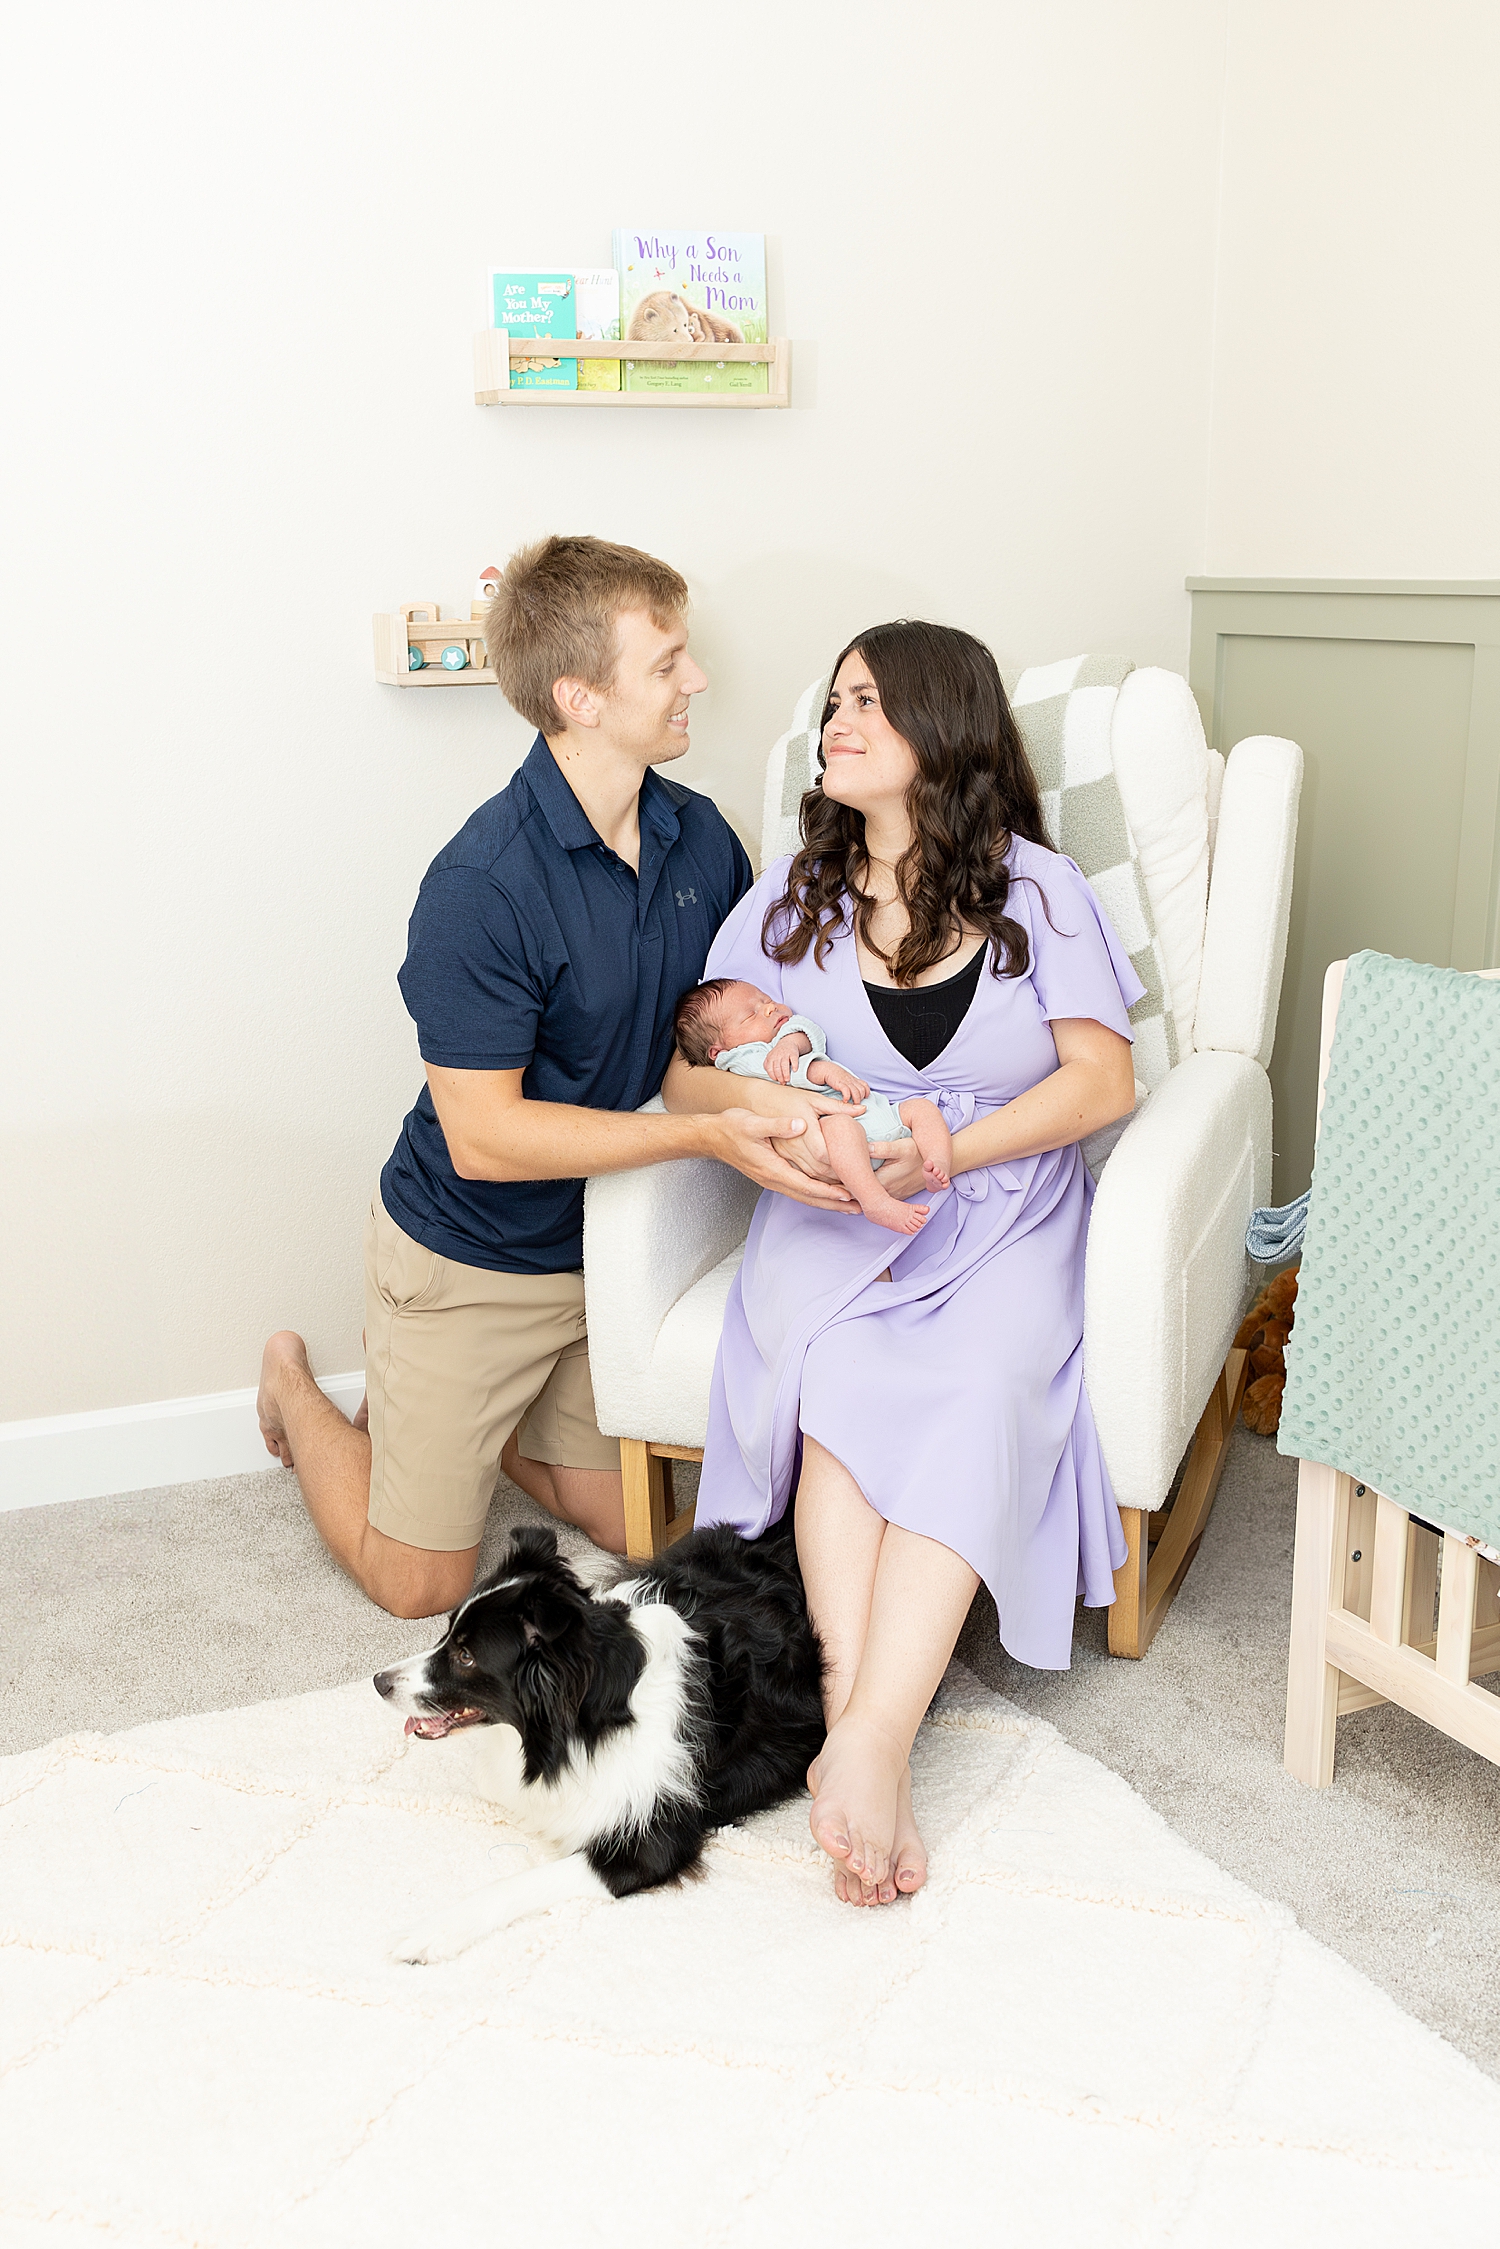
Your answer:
[582,1099,760,1437]
[1195,735,1303,1068]
[1084,1050,1272,1510]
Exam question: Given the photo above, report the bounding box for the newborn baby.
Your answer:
[674,978,952,1236]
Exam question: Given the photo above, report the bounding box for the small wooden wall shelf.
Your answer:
[473,330,791,409]
[374,600,497,687]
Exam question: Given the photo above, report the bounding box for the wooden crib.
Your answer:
[1283,961,1500,1786]
[1285,1462,1500,1784]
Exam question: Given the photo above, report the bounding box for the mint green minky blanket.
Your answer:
[1278,951,1500,1546]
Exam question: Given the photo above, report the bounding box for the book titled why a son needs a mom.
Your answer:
[612,228,767,396]
[489,271,577,391]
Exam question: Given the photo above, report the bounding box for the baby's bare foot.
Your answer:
[808,1713,906,1900]
[856,1193,929,1235]
[921,1159,950,1190]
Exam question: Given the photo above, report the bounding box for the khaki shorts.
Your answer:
[363,1196,620,1553]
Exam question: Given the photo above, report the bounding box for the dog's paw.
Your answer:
[391,1919,462,1967]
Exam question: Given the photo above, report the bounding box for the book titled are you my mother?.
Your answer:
[488,270,622,392]
[488,272,576,391]
[612,228,767,396]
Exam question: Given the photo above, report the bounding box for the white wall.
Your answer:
[1204,0,1500,575]
[1,0,1231,1420]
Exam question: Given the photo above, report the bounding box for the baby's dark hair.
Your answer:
[673,977,736,1067]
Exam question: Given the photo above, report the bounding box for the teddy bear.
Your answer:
[1233,1265,1299,1435]
[626,290,745,346]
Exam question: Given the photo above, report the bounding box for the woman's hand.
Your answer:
[862,1139,929,1201]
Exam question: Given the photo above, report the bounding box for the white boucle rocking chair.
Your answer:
[582,664,1302,1658]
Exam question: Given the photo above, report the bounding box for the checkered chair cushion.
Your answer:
[1009,654,1179,1094]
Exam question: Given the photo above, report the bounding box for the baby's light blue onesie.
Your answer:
[713,1013,910,1158]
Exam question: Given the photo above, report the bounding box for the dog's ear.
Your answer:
[512,1574,582,1650]
[506,1524,560,1570]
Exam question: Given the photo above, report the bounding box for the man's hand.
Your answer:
[763,1089,868,1187]
[704,1108,857,1210]
[763,1030,811,1085]
[659,1055,873,1211]
[864,1139,929,1201]
[425,1064,851,1194]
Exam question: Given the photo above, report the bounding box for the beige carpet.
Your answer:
[4,1658,1499,2247]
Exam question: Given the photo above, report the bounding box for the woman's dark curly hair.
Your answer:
[763,619,1050,985]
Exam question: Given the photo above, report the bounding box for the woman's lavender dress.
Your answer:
[694,840,1143,1670]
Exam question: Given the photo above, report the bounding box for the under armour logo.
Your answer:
[675,887,697,907]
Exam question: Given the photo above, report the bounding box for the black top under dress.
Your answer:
[862,945,986,1073]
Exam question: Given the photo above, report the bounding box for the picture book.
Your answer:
[611,228,767,395]
[574,268,620,394]
[488,271,576,392]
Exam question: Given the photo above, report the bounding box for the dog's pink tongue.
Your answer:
[404,1715,450,1739]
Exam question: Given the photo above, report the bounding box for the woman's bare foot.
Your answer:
[807,1712,906,1901]
[256,1330,309,1467]
[854,1191,929,1236]
[881,1766,928,1902]
[826,1766,926,1906]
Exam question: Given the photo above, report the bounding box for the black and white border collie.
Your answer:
[375,1521,825,1964]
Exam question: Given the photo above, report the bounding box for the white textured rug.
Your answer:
[2,1665,1497,2248]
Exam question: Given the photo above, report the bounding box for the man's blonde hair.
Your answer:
[484,535,689,734]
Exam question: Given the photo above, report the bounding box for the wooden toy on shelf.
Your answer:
[373,576,501,687]
[473,331,791,409]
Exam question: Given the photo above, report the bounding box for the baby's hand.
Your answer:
[809,1058,869,1103]
[764,1031,811,1085]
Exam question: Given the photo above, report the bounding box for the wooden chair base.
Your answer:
[621,1348,1251,1658]
[619,1439,703,1560]
[1107,1348,1250,1659]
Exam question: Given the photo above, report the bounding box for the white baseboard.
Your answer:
[0,1373,367,1514]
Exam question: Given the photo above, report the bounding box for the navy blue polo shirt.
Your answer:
[380,735,753,1274]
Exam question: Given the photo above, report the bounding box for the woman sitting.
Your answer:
[663,620,1141,1907]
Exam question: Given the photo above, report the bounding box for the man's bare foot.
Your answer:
[854,1193,929,1236]
[807,1712,906,1901]
[257,1330,310,1468]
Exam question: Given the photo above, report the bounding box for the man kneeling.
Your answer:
[257,536,850,1619]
